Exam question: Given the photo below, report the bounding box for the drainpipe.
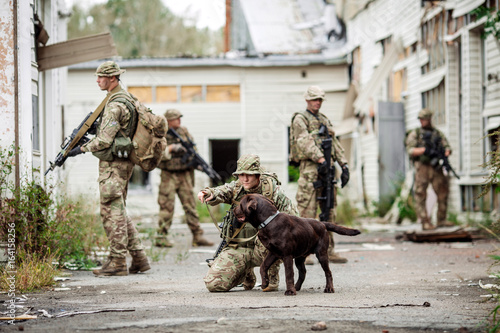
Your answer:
[13,0,20,189]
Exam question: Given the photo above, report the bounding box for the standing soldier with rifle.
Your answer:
[155,109,214,247]
[63,61,150,276]
[290,86,350,264]
[197,154,298,292]
[405,108,455,230]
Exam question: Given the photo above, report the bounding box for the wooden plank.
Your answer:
[37,32,117,71]
[401,227,473,242]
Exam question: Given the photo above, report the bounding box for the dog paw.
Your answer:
[284,289,297,296]
[324,287,335,293]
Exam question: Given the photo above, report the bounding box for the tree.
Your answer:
[67,0,223,58]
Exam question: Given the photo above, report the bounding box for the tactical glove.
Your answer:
[341,164,350,188]
[317,161,328,176]
[67,146,83,157]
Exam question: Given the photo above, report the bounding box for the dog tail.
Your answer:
[324,222,361,236]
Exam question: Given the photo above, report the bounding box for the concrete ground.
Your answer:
[1,191,499,332]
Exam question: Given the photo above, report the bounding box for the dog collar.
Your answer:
[258,211,280,229]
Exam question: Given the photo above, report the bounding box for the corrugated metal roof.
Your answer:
[69,53,346,70]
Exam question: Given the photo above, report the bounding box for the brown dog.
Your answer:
[233,193,361,296]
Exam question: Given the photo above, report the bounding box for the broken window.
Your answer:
[421,80,445,125]
[461,184,497,212]
[421,11,446,74]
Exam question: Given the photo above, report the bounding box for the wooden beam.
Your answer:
[37,32,117,71]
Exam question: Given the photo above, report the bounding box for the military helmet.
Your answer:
[418,108,433,120]
[165,109,183,120]
[304,85,326,101]
[95,61,126,77]
[232,154,263,175]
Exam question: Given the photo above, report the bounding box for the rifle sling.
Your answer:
[65,95,111,156]
[205,203,256,243]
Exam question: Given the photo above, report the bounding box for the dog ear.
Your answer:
[246,197,258,213]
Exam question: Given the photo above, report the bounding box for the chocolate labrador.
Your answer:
[233,193,361,296]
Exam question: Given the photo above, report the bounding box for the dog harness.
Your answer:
[258,211,280,229]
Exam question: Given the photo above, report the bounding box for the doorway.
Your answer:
[210,139,239,184]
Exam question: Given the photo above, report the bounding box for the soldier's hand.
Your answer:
[198,190,213,203]
[341,164,350,188]
[67,146,83,157]
[170,143,187,153]
[317,161,328,176]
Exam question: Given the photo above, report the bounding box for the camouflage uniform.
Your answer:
[290,86,349,262]
[405,109,452,229]
[202,154,299,292]
[80,61,149,276]
[156,109,211,246]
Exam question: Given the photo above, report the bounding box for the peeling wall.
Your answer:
[0,1,16,147]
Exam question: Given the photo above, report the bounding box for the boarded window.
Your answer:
[181,86,203,102]
[461,184,497,212]
[421,81,445,125]
[206,85,240,102]
[157,86,178,103]
[128,86,153,103]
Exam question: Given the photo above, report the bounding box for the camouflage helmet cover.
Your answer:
[418,108,433,120]
[304,85,326,101]
[232,154,262,175]
[95,61,126,77]
[165,109,183,120]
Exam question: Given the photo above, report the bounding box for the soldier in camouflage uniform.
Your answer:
[290,86,350,264]
[197,154,299,292]
[405,108,453,230]
[155,109,213,247]
[67,61,150,276]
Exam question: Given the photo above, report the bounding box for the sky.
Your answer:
[64,0,226,30]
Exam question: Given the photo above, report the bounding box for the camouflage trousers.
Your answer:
[98,159,144,259]
[296,160,337,255]
[157,169,201,235]
[414,162,449,224]
[204,237,280,292]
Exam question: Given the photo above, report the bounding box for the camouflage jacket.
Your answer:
[204,173,299,246]
[81,86,133,155]
[290,110,347,166]
[158,126,195,171]
[405,126,451,163]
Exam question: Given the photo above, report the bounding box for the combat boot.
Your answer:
[192,230,214,247]
[422,218,436,230]
[263,260,281,292]
[154,236,174,248]
[242,269,256,290]
[305,254,315,265]
[437,220,455,228]
[129,250,151,274]
[93,257,128,276]
[328,253,348,264]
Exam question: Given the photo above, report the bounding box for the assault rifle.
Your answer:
[313,124,337,222]
[45,96,111,175]
[422,130,460,179]
[167,128,223,185]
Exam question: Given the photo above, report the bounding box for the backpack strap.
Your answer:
[107,92,138,138]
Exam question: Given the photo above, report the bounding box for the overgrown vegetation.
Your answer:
[471,6,500,40]
[0,146,107,292]
[67,0,223,58]
[478,131,500,331]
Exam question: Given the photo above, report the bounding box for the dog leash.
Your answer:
[205,203,257,243]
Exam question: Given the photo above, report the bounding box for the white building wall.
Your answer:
[65,63,348,207]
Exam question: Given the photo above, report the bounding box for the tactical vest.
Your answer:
[414,127,442,164]
[224,173,279,248]
[92,91,138,162]
[289,110,330,162]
